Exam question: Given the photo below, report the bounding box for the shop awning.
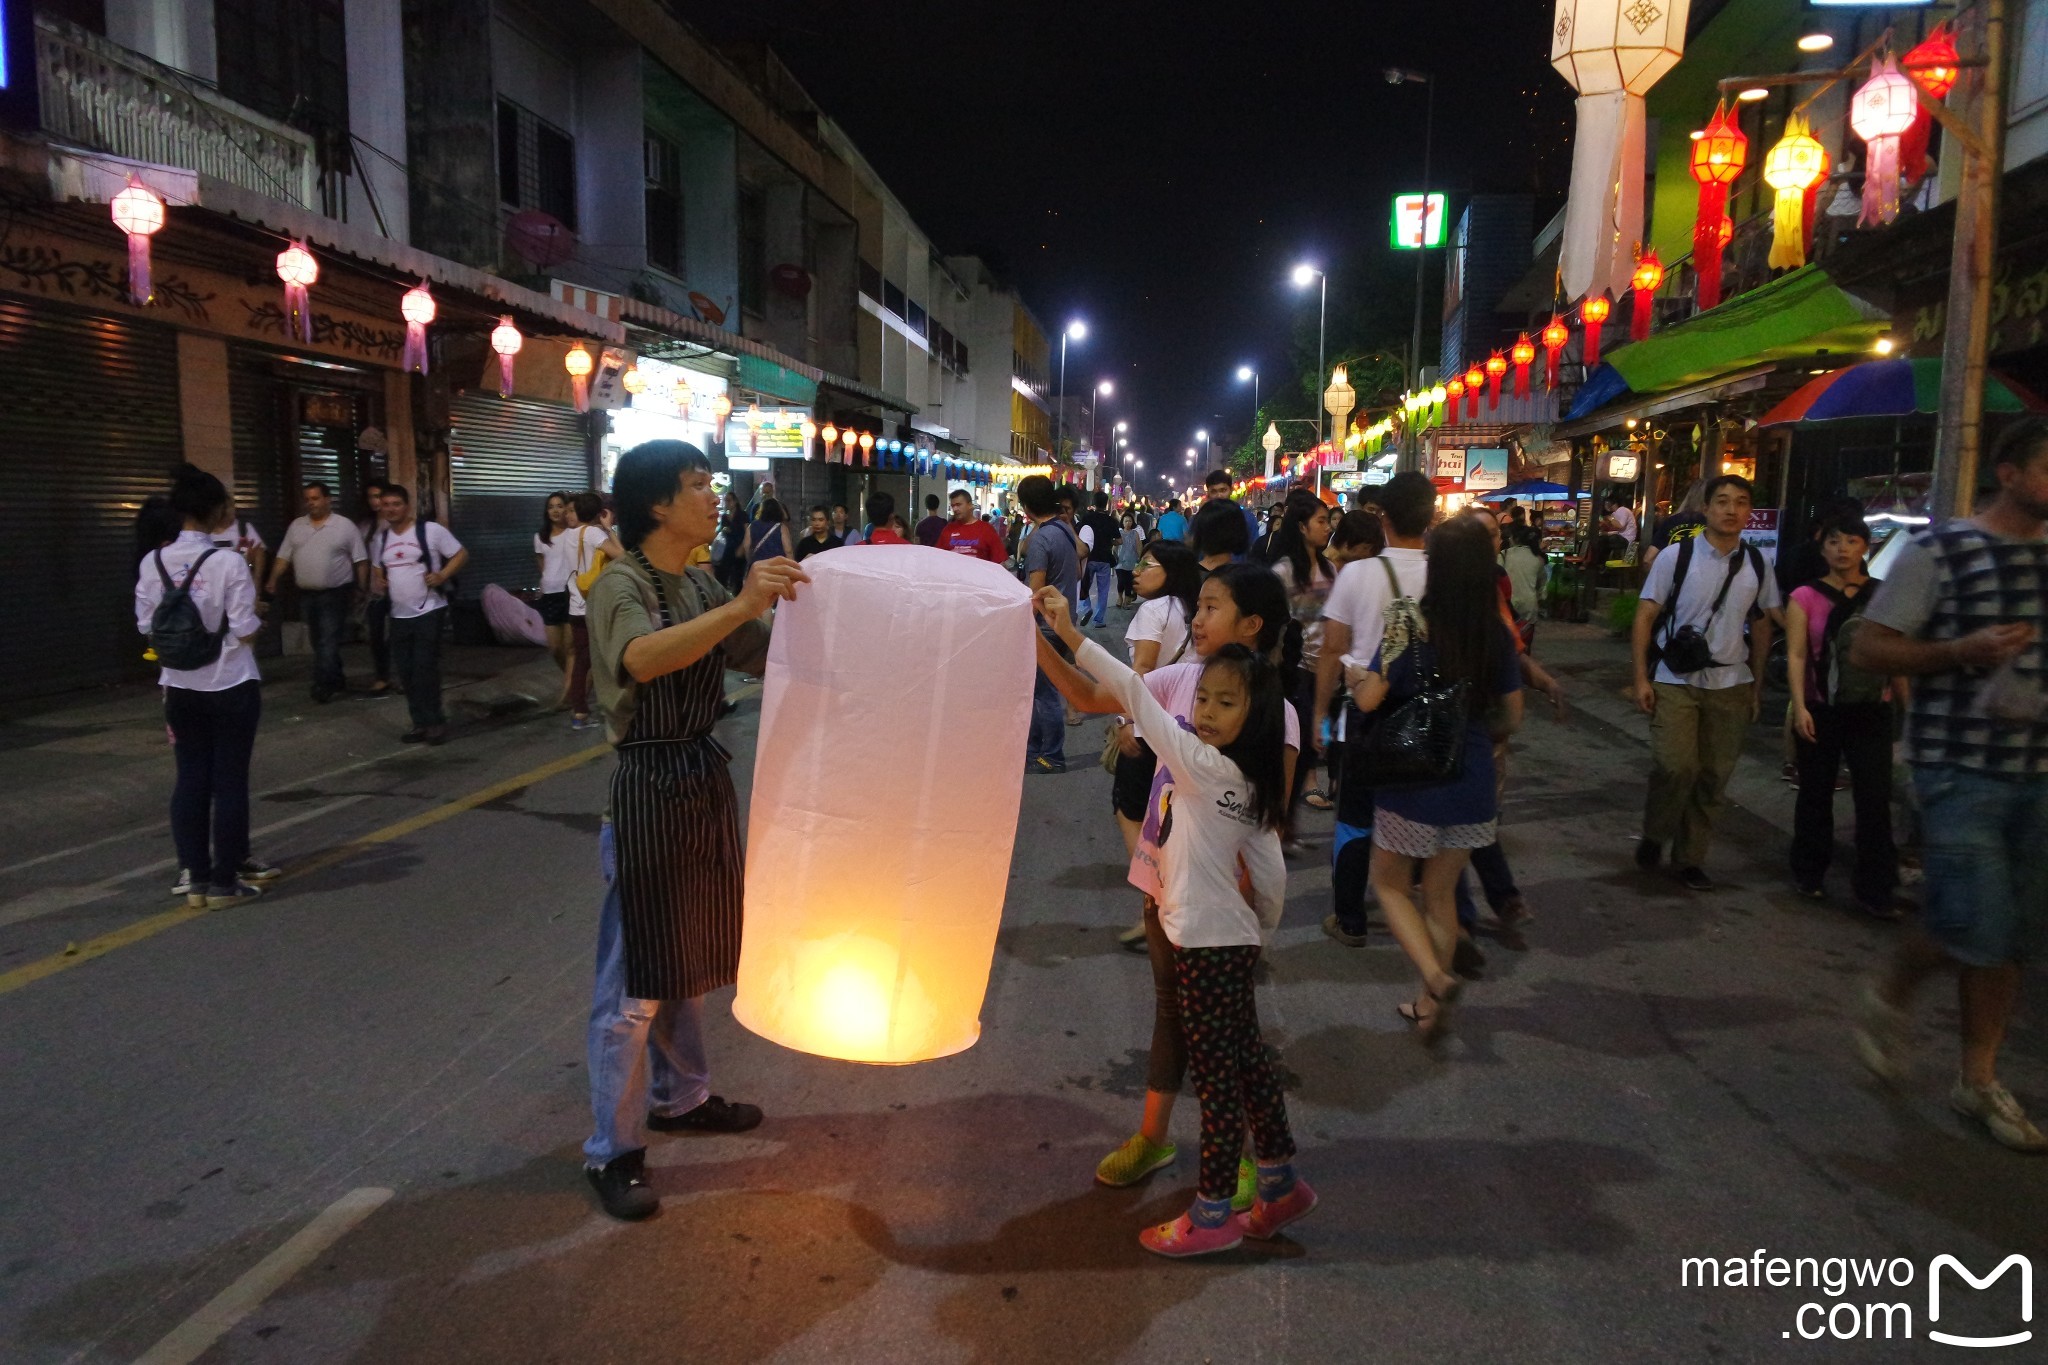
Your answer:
[735,353,818,406]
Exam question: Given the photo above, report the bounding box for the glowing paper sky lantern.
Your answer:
[111,176,165,305]
[1542,315,1570,389]
[1763,113,1827,270]
[1688,101,1748,310]
[564,344,593,413]
[1550,0,1692,303]
[735,547,1035,1063]
[1851,56,1919,228]
[1899,22,1958,184]
[399,283,435,374]
[275,241,318,344]
[489,316,522,398]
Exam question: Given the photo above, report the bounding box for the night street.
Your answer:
[3,624,2041,1363]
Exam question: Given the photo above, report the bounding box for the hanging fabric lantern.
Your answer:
[841,427,859,464]
[1687,101,1748,311]
[1541,315,1570,389]
[800,419,819,457]
[745,401,763,455]
[1484,352,1508,409]
[621,365,645,397]
[1629,250,1664,343]
[564,345,594,414]
[711,392,732,442]
[399,283,435,374]
[1763,113,1828,270]
[1462,365,1484,419]
[489,316,522,399]
[1852,56,1920,228]
[275,240,318,344]
[1429,385,1447,427]
[820,422,839,461]
[1899,22,1959,185]
[111,177,165,306]
[859,432,875,467]
[1510,334,1537,398]
[1580,293,1611,369]
[1551,0,1692,302]
[1445,376,1466,418]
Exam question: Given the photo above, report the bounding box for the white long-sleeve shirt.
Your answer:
[1077,638,1285,948]
[135,530,262,691]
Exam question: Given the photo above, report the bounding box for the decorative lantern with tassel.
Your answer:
[1580,293,1611,368]
[1763,113,1828,270]
[1484,352,1508,409]
[489,316,522,399]
[275,241,318,344]
[621,365,645,398]
[841,426,859,463]
[821,422,839,461]
[1852,56,1919,227]
[1510,334,1537,398]
[1445,376,1466,418]
[745,402,763,455]
[1630,250,1664,342]
[800,419,818,457]
[399,283,435,374]
[1463,365,1484,419]
[1687,101,1748,310]
[111,177,165,306]
[859,432,875,466]
[564,345,593,413]
[1899,22,1958,185]
[1541,315,1570,389]
[711,392,732,442]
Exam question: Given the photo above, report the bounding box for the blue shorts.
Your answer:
[1914,765,2048,967]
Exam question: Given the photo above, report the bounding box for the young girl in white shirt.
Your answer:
[1038,587,1315,1258]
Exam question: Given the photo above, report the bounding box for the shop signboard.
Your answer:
[1465,447,1509,493]
[1432,447,1467,492]
[1328,472,1367,491]
[1391,193,1448,250]
[1598,451,1642,483]
[1742,508,1781,565]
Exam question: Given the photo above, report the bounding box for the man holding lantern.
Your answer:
[581,439,809,1221]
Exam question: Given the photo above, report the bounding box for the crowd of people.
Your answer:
[128,414,2048,1257]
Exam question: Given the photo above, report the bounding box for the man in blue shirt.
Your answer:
[1155,499,1188,544]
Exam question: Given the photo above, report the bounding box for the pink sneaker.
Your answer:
[1138,1211,1244,1258]
[1244,1179,1318,1240]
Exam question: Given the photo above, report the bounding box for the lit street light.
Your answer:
[1055,319,1086,459]
[1292,264,1328,445]
[1236,365,1259,440]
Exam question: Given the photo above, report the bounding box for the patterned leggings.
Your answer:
[1174,944,1296,1200]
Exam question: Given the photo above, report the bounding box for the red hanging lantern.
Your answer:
[1445,376,1466,418]
[1484,352,1508,409]
[1580,294,1611,368]
[1509,334,1537,398]
[1541,315,1569,390]
[111,177,165,306]
[1463,365,1484,419]
[275,240,318,344]
[1899,22,1959,185]
[1629,250,1664,343]
[1688,101,1749,311]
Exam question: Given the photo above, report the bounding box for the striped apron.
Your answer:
[610,553,745,1001]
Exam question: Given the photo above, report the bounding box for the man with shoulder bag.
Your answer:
[1630,475,1780,892]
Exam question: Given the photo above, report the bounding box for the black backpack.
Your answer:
[149,548,231,670]
[1811,579,1889,706]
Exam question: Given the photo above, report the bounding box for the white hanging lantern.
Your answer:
[275,241,318,345]
[399,284,435,374]
[1550,0,1692,302]
[1851,56,1919,228]
[110,177,165,305]
[489,316,522,399]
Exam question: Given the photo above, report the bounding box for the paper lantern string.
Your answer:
[1541,316,1569,391]
[1510,334,1536,399]
[564,345,593,414]
[1899,22,1959,184]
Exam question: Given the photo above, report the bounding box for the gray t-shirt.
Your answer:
[277,515,367,590]
[1024,517,1081,605]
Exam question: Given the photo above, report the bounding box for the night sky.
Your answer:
[681,0,1575,478]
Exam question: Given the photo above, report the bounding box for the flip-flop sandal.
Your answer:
[1397,999,1434,1026]
[1303,790,1334,811]
[1418,979,1463,1045]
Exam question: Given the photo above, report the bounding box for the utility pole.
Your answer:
[1931,0,2010,522]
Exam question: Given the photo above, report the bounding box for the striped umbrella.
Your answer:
[1760,357,2046,426]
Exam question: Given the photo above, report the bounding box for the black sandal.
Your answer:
[1417,978,1463,1045]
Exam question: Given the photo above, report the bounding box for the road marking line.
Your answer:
[0,745,609,998]
[133,1187,393,1365]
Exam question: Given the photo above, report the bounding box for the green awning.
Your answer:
[735,353,819,407]
[1605,266,1890,394]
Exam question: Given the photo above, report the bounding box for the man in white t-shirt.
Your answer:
[266,480,368,703]
[370,486,468,744]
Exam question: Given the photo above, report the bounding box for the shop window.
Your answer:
[858,260,882,301]
[215,0,350,162]
[644,131,684,275]
[497,98,578,230]
[882,279,906,318]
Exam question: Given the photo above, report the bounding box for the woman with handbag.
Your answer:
[1348,516,1523,1042]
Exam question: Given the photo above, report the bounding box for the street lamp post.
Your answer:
[1292,264,1328,446]
[1055,319,1086,461]
[1386,67,1435,474]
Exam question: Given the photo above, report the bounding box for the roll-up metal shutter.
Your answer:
[0,298,184,701]
[448,393,592,597]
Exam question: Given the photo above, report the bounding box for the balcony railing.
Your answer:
[35,16,318,209]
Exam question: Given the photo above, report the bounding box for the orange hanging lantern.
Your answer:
[711,391,733,441]
[1463,364,1484,419]
[799,419,818,457]
[841,426,859,463]
[1580,293,1611,369]
[820,422,839,460]
[111,177,165,306]
[1852,56,1920,227]
[489,316,522,399]
[1445,376,1466,417]
[1763,113,1828,270]
[1687,101,1748,310]
[1484,352,1509,409]
[1509,334,1537,399]
[1541,315,1570,390]
[859,432,875,468]
[1629,250,1664,343]
[1899,22,1959,185]
[564,344,594,414]
[275,241,318,344]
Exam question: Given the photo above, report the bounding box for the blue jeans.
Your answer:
[1026,627,1069,767]
[1082,561,1113,623]
[584,823,710,1166]
[165,679,261,890]
[1914,765,2048,967]
[300,586,352,696]
[388,610,445,730]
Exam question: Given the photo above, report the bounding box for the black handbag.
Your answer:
[1353,618,1471,791]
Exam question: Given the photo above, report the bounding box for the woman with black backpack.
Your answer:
[134,466,272,909]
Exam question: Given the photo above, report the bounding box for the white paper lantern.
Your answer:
[734,547,1036,1063]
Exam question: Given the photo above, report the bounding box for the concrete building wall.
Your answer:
[345,0,411,244]
[571,41,646,292]
[103,0,215,79]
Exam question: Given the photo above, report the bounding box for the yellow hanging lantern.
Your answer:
[1763,113,1827,270]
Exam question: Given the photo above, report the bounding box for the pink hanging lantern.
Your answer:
[275,240,318,344]
[489,316,522,399]
[111,177,165,306]
[564,345,594,414]
[1851,56,1920,227]
[399,284,435,374]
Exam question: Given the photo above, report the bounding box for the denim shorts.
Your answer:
[1914,765,2048,967]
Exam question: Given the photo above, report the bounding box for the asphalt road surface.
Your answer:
[1,624,2042,1363]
